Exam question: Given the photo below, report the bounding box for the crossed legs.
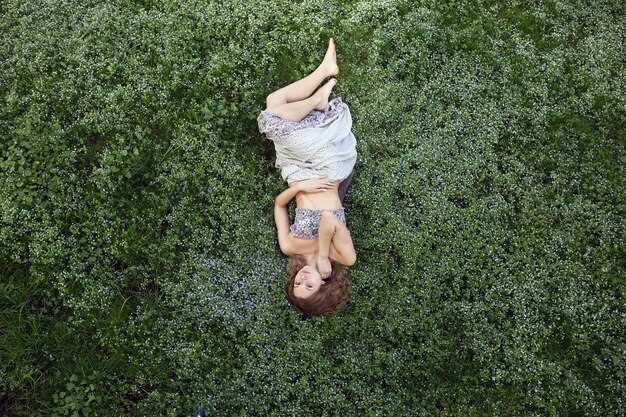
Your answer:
[264,38,339,122]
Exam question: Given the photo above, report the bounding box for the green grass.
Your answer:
[1,0,625,415]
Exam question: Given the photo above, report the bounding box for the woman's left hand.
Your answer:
[292,178,336,194]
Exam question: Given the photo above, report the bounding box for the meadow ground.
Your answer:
[1,0,624,416]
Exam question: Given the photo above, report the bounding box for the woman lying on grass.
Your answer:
[257,38,357,316]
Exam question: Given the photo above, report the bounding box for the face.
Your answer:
[293,265,324,299]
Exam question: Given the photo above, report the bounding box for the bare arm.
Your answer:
[273,183,303,255]
[273,203,292,255]
[316,212,356,274]
[324,214,357,266]
[275,183,302,207]
[316,212,338,277]
[276,178,333,207]
[317,211,337,258]
[274,179,335,255]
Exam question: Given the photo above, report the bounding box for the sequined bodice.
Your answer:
[289,207,347,240]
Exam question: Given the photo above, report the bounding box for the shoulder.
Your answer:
[281,232,317,256]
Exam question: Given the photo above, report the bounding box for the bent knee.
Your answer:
[265,92,285,110]
[346,254,356,266]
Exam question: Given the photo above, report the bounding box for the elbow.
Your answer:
[279,241,293,256]
[345,253,357,266]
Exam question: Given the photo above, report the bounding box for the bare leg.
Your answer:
[267,78,336,122]
[265,38,339,110]
[267,95,321,122]
[267,66,329,106]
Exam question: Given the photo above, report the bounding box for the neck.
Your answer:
[302,253,317,266]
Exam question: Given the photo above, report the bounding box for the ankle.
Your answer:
[310,92,323,107]
[314,64,330,79]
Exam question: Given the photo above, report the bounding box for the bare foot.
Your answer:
[314,78,337,111]
[319,38,339,77]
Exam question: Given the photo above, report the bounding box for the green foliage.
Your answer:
[1,0,624,416]
[50,373,102,417]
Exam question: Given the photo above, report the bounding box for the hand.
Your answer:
[294,178,336,194]
[316,255,332,279]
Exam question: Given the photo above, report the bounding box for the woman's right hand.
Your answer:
[316,255,332,278]
[295,178,336,193]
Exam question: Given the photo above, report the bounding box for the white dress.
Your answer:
[257,96,357,185]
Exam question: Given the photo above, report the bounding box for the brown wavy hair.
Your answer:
[284,254,351,316]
